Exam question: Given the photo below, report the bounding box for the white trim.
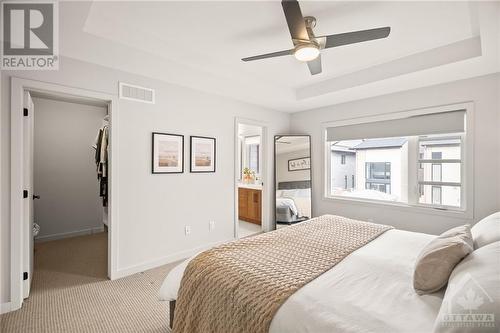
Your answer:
[1,302,11,314]
[233,117,270,239]
[35,226,105,243]
[113,238,233,280]
[9,77,119,312]
[321,101,474,220]
[417,181,461,187]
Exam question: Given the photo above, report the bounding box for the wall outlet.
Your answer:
[209,221,216,231]
[185,226,191,235]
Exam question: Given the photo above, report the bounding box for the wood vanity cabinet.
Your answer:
[238,188,262,225]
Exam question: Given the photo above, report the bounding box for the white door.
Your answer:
[22,91,35,298]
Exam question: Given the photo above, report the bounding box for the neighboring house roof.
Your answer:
[331,146,356,153]
[420,139,461,146]
[353,137,408,150]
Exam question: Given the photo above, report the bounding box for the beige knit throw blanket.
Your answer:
[173,215,393,333]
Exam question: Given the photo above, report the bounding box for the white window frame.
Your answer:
[322,102,474,219]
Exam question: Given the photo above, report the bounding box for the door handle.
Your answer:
[33,195,40,200]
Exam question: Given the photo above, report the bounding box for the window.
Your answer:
[432,152,442,159]
[242,136,261,177]
[247,144,260,173]
[432,186,442,205]
[366,162,391,180]
[325,108,466,211]
[365,162,391,194]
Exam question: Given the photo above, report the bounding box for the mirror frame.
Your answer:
[273,134,312,229]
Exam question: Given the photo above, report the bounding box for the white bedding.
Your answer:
[276,197,299,216]
[159,229,444,333]
[276,191,311,218]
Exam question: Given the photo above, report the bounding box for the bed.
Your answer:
[276,180,311,223]
[160,215,447,333]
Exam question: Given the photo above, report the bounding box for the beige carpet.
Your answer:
[0,232,178,333]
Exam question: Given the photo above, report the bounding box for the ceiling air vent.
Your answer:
[119,82,155,104]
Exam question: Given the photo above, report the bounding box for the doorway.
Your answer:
[234,120,268,238]
[10,78,118,311]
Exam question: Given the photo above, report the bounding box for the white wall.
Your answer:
[290,73,500,235]
[32,97,106,241]
[0,56,290,304]
[276,149,311,184]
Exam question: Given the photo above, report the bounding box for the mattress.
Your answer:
[159,229,444,333]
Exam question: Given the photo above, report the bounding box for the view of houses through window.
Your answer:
[417,136,461,207]
[329,134,462,208]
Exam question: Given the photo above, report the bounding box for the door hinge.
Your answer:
[23,108,28,116]
[23,190,28,198]
[23,272,28,280]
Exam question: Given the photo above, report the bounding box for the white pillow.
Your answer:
[295,188,311,198]
[281,189,298,198]
[471,212,500,249]
[433,241,500,333]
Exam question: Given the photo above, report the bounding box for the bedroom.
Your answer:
[0,1,499,332]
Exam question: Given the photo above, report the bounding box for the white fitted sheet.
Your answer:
[159,229,444,333]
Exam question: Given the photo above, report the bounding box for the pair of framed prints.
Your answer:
[152,132,216,174]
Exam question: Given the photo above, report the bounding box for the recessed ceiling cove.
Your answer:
[57,1,499,112]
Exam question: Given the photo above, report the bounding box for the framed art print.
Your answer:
[288,157,311,171]
[190,136,216,173]
[152,132,184,174]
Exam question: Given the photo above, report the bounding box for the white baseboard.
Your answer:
[112,238,235,280]
[1,302,11,314]
[35,226,105,243]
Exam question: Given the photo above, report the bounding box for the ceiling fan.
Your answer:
[242,0,391,75]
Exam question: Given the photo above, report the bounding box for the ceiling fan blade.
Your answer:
[307,55,322,75]
[281,0,309,43]
[241,49,293,62]
[322,27,391,49]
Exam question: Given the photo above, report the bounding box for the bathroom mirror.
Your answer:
[274,135,312,228]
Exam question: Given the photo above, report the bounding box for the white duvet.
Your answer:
[159,229,443,333]
[276,196,311,218]
[276,197,299,216]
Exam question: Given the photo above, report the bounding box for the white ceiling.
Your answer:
[276,136,310,154]
[58,1,500,113]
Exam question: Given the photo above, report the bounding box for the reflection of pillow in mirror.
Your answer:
[295,189,311,198]
[281,190,298,198]
[276,190,283,198]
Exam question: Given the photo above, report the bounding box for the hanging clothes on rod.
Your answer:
[93,115,109,207]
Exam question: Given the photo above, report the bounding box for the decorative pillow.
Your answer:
[471,212,500,249]
[433,241,500,333]
[413,225,473,295]
[295,188,311,198]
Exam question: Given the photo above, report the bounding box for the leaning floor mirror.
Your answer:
[274,135,312,229]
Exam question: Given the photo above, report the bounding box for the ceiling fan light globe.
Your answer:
[294,44,320,62]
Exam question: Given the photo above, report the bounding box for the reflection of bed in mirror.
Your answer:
[275,135,312,226]
[276,181,311,223]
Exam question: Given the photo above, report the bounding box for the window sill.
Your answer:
[322,195,472,219]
